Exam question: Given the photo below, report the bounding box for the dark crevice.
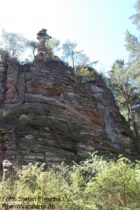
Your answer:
[0,60,8,106]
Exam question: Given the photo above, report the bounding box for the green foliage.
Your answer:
[124,1,140,86]
[107,1,140,150]
[85,157,140,209]
[76,66,99,83]
[107,59,140,147]
[0,179,17,200]
[108,60,138,115]
[0,155,140,209]
[77,152,107,181]
[125,31,140,61]
[125,30,140,87]
[76,66,92,77]
[105,1,140,152]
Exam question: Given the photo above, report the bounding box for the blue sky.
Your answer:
[0,0,138,72]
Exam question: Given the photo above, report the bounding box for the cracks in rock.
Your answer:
[0,60,8,106]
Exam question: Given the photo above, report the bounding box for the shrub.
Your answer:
[0,155,140,210]
[78,152,107,181]
[85,157,140,209]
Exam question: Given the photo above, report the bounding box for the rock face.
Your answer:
[0,57,135,171]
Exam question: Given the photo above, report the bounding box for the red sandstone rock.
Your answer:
[0,59,136,166]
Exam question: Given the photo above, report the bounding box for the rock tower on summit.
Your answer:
[37,28,53,59]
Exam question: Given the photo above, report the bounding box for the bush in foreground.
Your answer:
[0,154,140,210]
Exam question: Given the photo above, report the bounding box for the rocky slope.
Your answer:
[0,57,135,171]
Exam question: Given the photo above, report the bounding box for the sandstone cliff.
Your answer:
[0,57,135,170]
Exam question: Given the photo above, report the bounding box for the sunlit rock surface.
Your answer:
[0,58,135,170]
